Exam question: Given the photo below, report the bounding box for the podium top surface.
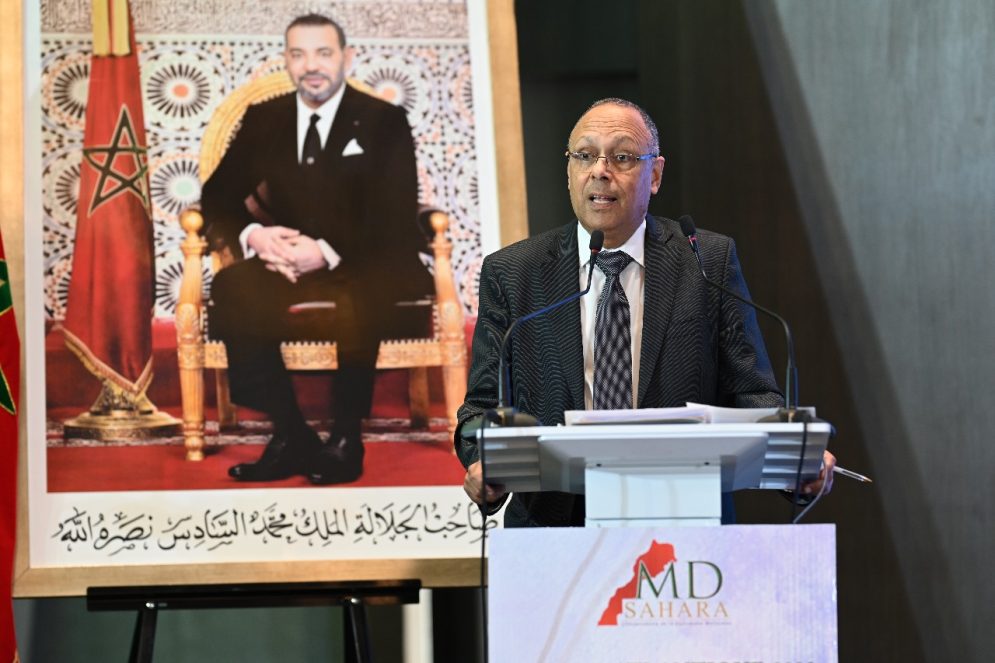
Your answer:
[478,421,831,494]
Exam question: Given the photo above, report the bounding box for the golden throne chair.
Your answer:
[175,72,467,461]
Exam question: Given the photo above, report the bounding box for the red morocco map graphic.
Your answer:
[598,540,677,626]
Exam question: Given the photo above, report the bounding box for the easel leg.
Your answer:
[343,597,371,663]
[129,604,158,663]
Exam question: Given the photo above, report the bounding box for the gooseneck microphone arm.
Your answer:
[494,230,605,410]
[678,215,799,413]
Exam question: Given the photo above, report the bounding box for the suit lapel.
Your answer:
[263,94,303,205]
[638,216,680,407]
[271,94,298,169]
[324,85,362,163]
[543,223,586,412]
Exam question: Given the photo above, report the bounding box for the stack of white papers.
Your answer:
[563,402,796,426]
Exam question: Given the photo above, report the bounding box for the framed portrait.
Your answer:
[7,0,526,596]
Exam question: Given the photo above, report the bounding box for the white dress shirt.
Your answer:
[577,219,646,409]
[239,85,348,270]
[293,86,344,161]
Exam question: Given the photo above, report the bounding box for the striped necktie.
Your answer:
[594,250,634,410]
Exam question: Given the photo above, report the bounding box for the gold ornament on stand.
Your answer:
[62,377,181,441]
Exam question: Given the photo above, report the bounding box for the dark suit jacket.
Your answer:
[455,215,783,527]
[201,85,432,303]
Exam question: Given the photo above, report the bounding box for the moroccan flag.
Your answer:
[0,232,21,661]
[62,0,155,396]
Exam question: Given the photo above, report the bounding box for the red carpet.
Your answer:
[45,317,478,493]
[47,440,465,492]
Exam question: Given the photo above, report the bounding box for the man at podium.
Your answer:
[456,98,833,526]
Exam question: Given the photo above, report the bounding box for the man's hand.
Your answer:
[248,227,329,283]
[800,449,836,496]
[264,260,300,283]
[247,226,300,276]
[285,235,328,276]
[463,460,508,508]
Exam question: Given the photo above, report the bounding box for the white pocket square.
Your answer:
[342,138,364,156]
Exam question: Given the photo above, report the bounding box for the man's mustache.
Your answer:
[299,71,332,83]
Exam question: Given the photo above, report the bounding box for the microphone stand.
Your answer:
[679,216,803,422]
[678,215,817,519]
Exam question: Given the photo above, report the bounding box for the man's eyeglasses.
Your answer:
[565,150,657,172]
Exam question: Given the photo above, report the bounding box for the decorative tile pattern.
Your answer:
[42,0,469,38]
[40,33,483,320]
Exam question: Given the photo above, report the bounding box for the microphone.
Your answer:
[678,215,801,418]
[489,229,605,425]
[681,217,704,277]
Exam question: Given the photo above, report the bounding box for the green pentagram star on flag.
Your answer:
[0,258,14,415]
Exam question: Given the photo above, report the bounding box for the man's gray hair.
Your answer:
[578,97,660,155]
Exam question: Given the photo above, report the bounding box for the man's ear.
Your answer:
[650,156,665,194]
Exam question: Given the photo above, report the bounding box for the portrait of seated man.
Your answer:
[201,13,432,485]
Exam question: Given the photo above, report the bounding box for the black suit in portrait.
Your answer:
[455,215,782,526]
[202,85,432,454]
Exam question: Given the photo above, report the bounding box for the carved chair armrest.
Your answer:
[176,209,209,342]
[421,207,458,306]
[420,209,465,368]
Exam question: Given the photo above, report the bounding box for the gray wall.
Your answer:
[750,2,995,659]
[519,1,993,660]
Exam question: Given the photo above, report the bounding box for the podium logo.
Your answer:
[597,540,728,626]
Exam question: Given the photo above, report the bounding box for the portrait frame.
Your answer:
[5,0,527,597]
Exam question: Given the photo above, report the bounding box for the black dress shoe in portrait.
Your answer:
[308,430,365,485]
[228,428,322,482]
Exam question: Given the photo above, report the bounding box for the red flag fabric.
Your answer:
[0,230,21,662]
[63,0,155,395]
